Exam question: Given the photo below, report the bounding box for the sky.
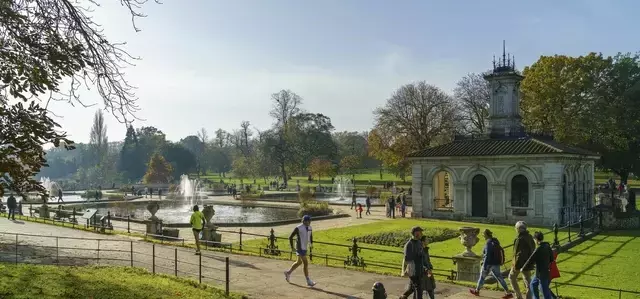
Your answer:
[46,0,640,143]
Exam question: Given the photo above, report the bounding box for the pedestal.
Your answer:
[145,218,162,235]
[40,204,50,219]
[201,225,222,245]
[452,255,481,282]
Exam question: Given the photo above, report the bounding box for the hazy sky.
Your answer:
[47,0,639,143]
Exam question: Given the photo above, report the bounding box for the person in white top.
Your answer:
[284,215,315,286]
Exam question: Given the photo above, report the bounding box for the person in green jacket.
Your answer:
[190,205,205,255]
[509,221,536,299]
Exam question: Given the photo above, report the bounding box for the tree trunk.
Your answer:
[379,167,383,180]
[280,161,288,188]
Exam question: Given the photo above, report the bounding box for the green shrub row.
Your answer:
[354,228,459,248]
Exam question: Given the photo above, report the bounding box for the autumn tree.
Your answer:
[1,0,157,195]
[454,73,490,134]
[521,53,640,182]
[143,153,173,184]
[308,158,334,185]
[89,110,108,165]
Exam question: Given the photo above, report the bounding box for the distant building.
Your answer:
[407,42,599,226]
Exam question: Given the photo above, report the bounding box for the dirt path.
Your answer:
[0,217,506,299]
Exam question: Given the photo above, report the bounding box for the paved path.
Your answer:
[0,218,506,299]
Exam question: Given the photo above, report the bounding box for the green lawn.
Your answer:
[551,230,640,299]
[200,170,639,190]
[239,218,550,277]
[0,264,244,299]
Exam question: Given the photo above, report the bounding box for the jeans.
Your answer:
[8,208,15,220]
[509,268,532,299]
[402,275,423,299]
[476,265,510,292]
[530,276,552,299]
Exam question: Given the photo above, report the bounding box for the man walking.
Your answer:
[57,189,63,203]
[351,191,357,210]
[470,229,514,298]
[190,205,205,255]
[7,194,17,220]
[365,196,372,216]
[509,221,536,299]
[284,215,316,287]
[521,232,554,299]
[399,226,425,299]
[390,196,396,219]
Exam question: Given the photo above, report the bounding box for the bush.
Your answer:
[354,228,460,248]
[298,200,332,217]
[298,187,314,202]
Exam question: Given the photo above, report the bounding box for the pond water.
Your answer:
[76,200,299,224]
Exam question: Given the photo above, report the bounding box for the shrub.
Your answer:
[353,228,460,248]
[81,190,103,199]
[298,200,333,217]
[298,187,314,202]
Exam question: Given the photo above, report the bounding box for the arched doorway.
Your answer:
[511,175,529,216]
[471,174,488,217]
[433,171,453,211]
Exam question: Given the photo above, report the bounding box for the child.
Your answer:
[356,203,363,218]
[549,250,560,299]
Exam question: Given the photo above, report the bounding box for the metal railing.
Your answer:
[0,232,230,296]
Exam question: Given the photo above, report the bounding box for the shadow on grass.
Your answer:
[563,236,637,284]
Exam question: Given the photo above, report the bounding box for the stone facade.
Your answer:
[411,155,596,226]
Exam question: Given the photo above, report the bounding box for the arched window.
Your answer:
[433,171,453,211]
[511,175,529,208]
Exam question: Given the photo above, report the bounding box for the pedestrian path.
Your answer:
[0,217,507,298]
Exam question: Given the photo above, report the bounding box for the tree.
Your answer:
[142,153,173,184]
[269,90,303,187]
[213,129,230,148]
[1,0,159,195]
[339,155,361,178]
[181,134,205,176]
[203,145,232,177]
[89,110,108,165]
[118,125,144,182]
[287,113,337,173]
[367,128,411,181]
[454,73,490,134]
[308,158,334,185]
[163,143,197,179]
[374,81,459,152]
[521,53,640,182]
[232,156,254,182]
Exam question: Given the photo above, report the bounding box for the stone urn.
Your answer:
[458,227,480,257]
[202,205,216,228]
[146,202,160,221]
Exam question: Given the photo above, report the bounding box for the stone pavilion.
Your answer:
[407,44,599,226]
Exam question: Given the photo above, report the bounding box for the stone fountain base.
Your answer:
[452,254,481,282]
[146,216,163,235]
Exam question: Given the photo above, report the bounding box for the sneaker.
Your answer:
[502,294,514,299]
[306,279,316,287]
[284,271,290,283]
[469,289,480,296]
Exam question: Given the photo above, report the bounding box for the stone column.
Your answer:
[411,163,423,217]
[453,183,467,215]
[490,183,506,218]
[543,163,563,226]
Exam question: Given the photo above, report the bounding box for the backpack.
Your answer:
[493,240,505,265]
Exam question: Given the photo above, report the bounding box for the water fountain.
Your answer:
[40,177,62,201]
[179,174,202,205]
[332,176,353,200]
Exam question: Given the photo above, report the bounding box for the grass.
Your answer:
[240,218,549,276]
[199,170,640,191]
[0,264,243,299]
[550,230,640,299]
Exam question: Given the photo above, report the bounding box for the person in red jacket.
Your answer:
[549,250,560,299]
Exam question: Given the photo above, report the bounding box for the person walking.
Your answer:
[190,205,205,255]
[365,196,372,215]
[390,196,396,219]
[399,226,425,299]
[521,232,554,299]
[356,203,363,218]
[401,193,407,218]
[284,215,316,287]
[470,229,514,298]
[421,235,436,299]
[57,189,63,203]
[509,221,536,299]
[351,191,357,210]
[7,195,17,220]
[549,249,560,299]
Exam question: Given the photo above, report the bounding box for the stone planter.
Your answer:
[458,226,480,257]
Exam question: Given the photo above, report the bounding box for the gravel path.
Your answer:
[0,217,505,299]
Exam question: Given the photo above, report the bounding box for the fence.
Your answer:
[0,232,230,296]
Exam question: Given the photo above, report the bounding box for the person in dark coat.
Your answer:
[470,229,513,298]
[7,195,17,220]
[521,232,554,299]
[399,227,425,299]
[509,221,536,299]
[420,235,436,299]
